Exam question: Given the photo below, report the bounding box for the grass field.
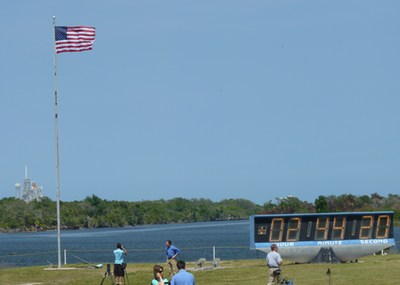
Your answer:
[1,254,399,285]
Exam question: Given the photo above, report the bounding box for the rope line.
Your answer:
[0,251,57,258]
[65,246,248,253]
[0,246,248,259]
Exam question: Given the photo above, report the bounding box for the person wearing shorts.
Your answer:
[114,242,128,285]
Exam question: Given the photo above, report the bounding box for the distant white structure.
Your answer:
[15,165,43,202]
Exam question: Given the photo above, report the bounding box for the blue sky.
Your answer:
[1,0,399,203]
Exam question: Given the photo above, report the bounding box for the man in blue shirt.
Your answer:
[171,260,195,285]
[165,240,181,276]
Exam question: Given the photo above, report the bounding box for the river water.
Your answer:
[0,220,398,267]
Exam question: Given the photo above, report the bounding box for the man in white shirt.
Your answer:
[266,244,282,285]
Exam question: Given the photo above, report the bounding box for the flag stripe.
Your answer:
[55,26,96,54]
[57,47,93,54]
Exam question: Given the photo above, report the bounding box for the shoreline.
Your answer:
[0,219,247,234]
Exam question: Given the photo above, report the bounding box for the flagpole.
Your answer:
[53,15,62,269]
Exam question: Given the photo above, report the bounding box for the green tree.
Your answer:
[315,195,328,213]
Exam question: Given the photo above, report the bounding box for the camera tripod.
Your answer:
[123,263,130,285]
[99,264,115,285]
[99,264,130,285]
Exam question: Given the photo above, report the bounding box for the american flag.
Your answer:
[55,26,96,54]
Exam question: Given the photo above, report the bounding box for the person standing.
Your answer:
[114,242,128,285]
[165,240,181,276]
[266,244,282,285]
[171,260,195,285]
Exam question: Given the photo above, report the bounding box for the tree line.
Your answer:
[0,193,398,232]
